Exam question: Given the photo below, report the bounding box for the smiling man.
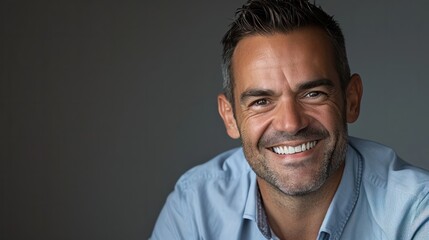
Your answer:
[150,0,429,239]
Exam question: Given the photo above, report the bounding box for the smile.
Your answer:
[271,141,318,155]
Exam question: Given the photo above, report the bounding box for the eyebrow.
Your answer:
[239,78,335,104]
[240,89,276,104]
[297,78,335,91]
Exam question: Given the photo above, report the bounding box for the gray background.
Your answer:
[2,0,428,239]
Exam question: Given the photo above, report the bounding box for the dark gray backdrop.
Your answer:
[2,0,428,239]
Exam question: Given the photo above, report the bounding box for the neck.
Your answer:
[258,162,344,240]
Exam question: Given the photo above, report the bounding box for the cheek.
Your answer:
[239,114,272,145]
[321,105,346,131]
[307,103,345,130]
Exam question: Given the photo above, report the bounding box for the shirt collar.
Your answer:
[319,143,363,239]
[242,162,258,220]
[241,142,363,240]
[241,151,272,238]
[243,171,272,239]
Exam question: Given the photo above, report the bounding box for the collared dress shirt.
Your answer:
[150,137,429,239]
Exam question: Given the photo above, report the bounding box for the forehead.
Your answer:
[231,27,339,92]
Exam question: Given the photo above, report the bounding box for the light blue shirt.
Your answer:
[150,137,429,239]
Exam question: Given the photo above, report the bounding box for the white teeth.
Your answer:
[272,141,317,155]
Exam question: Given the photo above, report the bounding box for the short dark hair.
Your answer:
[221,0,350,104]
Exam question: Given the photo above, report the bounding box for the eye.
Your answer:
[305,91,326,98]
[250,98,270,107]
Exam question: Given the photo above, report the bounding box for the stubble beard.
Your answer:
[242,124,348,197]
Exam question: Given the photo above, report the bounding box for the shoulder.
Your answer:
[168,147,256,219]
[175,147,252,191]
[348,137,429,238]
[150,148,256,239]
[349,137,429,192]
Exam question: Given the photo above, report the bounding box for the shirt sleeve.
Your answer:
[149,184,195,240]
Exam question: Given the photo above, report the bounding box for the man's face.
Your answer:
[218,27,362,196]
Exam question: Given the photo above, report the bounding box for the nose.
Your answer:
[272,100,309,136]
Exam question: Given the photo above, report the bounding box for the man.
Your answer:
[150,0,429,239]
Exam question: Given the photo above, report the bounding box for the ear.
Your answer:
[346,74,363,123]
[218,94,240,139]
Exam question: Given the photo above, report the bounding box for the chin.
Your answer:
[278,181,325,196]
[270,163,331,196]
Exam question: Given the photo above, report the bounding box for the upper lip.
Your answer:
[266,139,319,149]
[270,140,319,155]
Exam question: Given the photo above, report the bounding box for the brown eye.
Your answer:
[306,92,320,97]
[252,99,269,106]
[305,91,326,98]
